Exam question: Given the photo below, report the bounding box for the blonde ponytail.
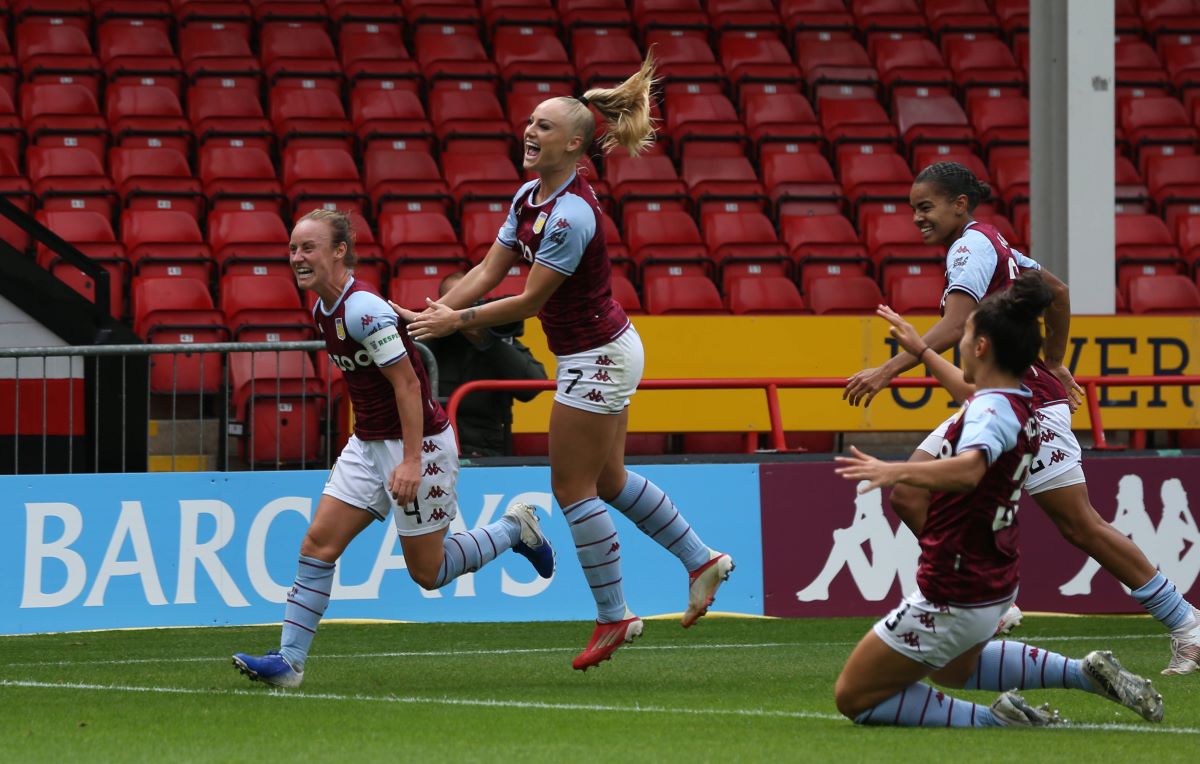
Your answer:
[581,48,658,157]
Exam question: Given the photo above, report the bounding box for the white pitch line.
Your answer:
[0,679,1197,736]
[1,633,1168,669]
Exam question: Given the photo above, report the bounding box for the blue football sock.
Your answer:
[434,515,521,588]
[608,471,710,571]
[1132,572,1198,634]
[965,640,1093,692]
[855,683,1000,727]
[279,555,335,671]
[562,496,627,622]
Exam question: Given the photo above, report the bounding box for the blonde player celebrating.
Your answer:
[845,161,1200,675]
[232,210,554,688]
[399,53,733,671]
[834,274,1163,728]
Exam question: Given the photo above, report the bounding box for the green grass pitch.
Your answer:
[1,615,1197,763]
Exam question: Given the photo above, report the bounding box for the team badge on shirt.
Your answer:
[532,210,549,234]
[335,317,346,340]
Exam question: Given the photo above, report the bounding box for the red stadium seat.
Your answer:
[862,211,944,293]
[624,209,710,277]
[199,145,286,214]
[726,276,806,314]
[427,86,512,154]
[270,86,354,150]
[1119,96,1198,167]
[1146,154,1200,218]
[109,146,204,217]
[16,22,102,96]
[887,274,944,315]
[649,35,724,93]
[20,82,108,159]
[871,38,953,97]
[610,273,642,313]
[460,207,510,262]
[642,274,726,314]
[364,148,453,217]
[36,209,129,317]
[923,0,999,38]
[818,97,900,150]
[121,209,214,281]
[339,24,419,90]
[1116,213,1185,293]
[571,30,643,91]
[178,26,262,91]
[208,210,291,276]
[281,147,368,217]
[442,151,521,212]
[681,155,767,210]
[188,85,274,151]
[220,273,315,341]
[492,26,574,88]
[741,92,822,153]
[106,84,190,154]
[132,275,229,393]
[413,24,498,84]
[228,350,325,466]
[796,39,878,99]
[1116,39,1170,93]
[605,153,690,217]
[98,22,183,96]
[260,24,342,90]
[892,94,974,150]
[379,211,468,267]
[807,275,884,314]
[839,153,914,218]
[944,37,1024,93]
[664,92,748,159]
[1128,274,1200,313]
[967,93,1029,156]
[717,31,799,96]
[760,150,844,217]
[702,209,789,287]
[389,275,443,312]
[26,146,118,218]
[780,213,871,290]
[350,89,433,152]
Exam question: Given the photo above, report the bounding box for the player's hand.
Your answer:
[876,305,926,357]
[834,446,897,493]
[387,300,421,324]
[405,299,459,341]
[389,459,421,506]
[1045,362,1085,413]
[843,366,892,408]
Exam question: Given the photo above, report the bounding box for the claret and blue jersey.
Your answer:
[497,171,630,357]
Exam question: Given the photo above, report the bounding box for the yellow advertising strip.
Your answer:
[508,315,1200,433]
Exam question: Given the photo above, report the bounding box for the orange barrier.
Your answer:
[446,375,1200,453]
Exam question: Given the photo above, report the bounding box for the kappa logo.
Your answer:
[1035,410,1048,422]
[955,245,970,254]
[916,613,937,632]
[427,507,449,522]
[423,463,444,476]
[361,314,375,328]
[1029,647,1040,662]
[900,632,922,650]
[590,370,613,382]
[1041,430,1057,444]
[425,486,448,500]
[595,355,615,366]
[554,217,571,229]
[422,440,441,454]
[797,482,919,602]
[584,389,606,403]
[1049,449,1069,465]
[1061,474,1200,596]
[607,541,620,555]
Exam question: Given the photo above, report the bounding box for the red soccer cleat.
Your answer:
[682,551,735,628]
[571,610,644,671]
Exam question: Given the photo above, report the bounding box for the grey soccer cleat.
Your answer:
[990,691,1064,727]
[1083,650,1164,722]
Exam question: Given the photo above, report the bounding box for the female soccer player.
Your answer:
[232,210,555,688]
[400,53,734,671]
[845,161,1200,676]
[834,273,1163,727]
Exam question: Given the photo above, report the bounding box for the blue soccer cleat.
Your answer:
[232,650,304,688]
[504,503,555,578]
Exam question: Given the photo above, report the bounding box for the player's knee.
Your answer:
[299,533,335,562]
[408,566,441,591]
[595,468,627,503]
[833,681,864,720]
[1042,500,1103,548]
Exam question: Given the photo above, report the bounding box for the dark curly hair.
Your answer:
[972,271,1054,376]
[915,161,992,212]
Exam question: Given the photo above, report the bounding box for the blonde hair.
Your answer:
[297,208,357,267]
[566,49,658,157]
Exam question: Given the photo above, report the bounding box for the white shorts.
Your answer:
[917,402,1085,495]
[323,427,459,536]
[873,589,1016,669]
[553,325,644,415]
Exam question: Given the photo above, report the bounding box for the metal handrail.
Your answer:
[445,375,1200,453]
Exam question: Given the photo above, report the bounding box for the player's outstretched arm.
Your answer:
[876,305,976,404]
[843,292,975,407]
[406,263,567,341]
[835,445,987,494]
[1033,267,1085,411]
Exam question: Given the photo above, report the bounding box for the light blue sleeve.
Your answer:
[1012,248,1041,271]
[957,393,1020,466]
[944,230,998,303]
[344,291,407,367]
[497,179,538,249]
[535,193,596,276]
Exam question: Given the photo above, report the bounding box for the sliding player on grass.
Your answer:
[399,52,733,671]
[834,273,1163,727]
[231,210,555,688]
[844,161,1200,675]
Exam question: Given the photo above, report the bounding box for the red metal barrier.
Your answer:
[446,376,1200,452]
